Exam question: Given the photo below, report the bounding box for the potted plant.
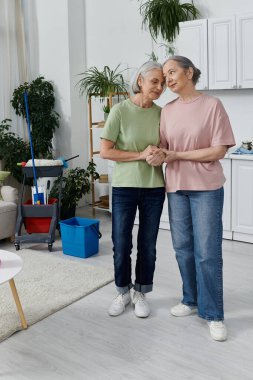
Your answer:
[0,119,30,183]
[77,64,129,113]
[10,76,60,158]
[102,104,110,121]
[49,161,99,220]
[77,64,128,98]
[139,0,200,43]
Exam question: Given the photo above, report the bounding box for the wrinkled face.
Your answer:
[138,68,165,100]
[163,60,192,94]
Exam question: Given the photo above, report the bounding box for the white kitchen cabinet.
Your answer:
[220,158,232,239]
[175,19,208,90]
[232,158,253,243]
[177,14,253,90]
[236,14,253,88]
[208,17,237,90]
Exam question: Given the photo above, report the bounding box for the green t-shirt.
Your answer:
[100,98,164,188]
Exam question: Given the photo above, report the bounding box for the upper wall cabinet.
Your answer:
[175,19,208,90]
[176,14,253,90]
[236,14,253,88]
[208,17,237,90]
[208,15,253,89]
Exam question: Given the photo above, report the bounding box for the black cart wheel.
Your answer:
[48,244,53,252]
[15,244,20,251]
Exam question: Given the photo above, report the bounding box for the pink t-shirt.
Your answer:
[160,93,236,192]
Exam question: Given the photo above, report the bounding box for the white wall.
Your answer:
[31,0,87,168]
[66,0,87,167]
[194,0,253,18]
[85,0,152,74]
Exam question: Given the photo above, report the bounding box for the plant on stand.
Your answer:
[49,161,100,220]
[77,64,129,113]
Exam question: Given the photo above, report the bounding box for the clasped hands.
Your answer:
[141,145,177,166]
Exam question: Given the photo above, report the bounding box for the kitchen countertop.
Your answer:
[223,148,253,160]
[228,153,253,160]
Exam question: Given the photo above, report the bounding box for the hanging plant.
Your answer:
[139,0,200,43]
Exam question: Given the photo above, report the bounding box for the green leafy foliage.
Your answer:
[146,51,159,62]
[102,105,110,114]
[49,162,100,210]
[10,77,60,158]
[77,65,128,98]
[139,0,200,43]
[0,119,30,182]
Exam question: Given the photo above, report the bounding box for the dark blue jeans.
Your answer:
[112,187,165,294]
[168,187,224,321]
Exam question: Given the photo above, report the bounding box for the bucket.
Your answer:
[59,217,101,258]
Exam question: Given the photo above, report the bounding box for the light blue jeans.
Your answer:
[168,187,224,321]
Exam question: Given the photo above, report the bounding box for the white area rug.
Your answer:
[0,249,114,342]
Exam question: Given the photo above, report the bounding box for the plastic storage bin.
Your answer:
[59,217,101,258]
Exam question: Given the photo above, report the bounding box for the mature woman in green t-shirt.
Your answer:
[100,61,165,318]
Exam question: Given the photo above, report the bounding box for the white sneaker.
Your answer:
[171,302,197,317]
[132,291,150,318]
[208,321,227,341]
[108,292,131,316]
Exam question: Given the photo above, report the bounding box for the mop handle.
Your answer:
[24,91,39,199]
[65,154,79,162]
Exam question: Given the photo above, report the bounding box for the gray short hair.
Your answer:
[132,61,163,94]
[163,55,201,84]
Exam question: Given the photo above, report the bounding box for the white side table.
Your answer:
[0,249,27,329]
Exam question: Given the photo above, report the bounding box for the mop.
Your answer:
[57,154,80,168]
[24,91,41,204]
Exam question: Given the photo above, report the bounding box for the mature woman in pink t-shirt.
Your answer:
[147,56,235,341]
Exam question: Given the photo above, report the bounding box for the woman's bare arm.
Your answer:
[162,145,228,163]
[100,138,157,162]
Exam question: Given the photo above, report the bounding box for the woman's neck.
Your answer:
[178,88,201,102]
[131,94,153,108]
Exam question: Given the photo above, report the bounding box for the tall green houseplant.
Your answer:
[11,76,60,158]
[0,119,30,183]
[139,0,200,43]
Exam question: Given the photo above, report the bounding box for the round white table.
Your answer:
[0,249,27,329]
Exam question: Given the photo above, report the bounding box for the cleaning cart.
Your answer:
[14,165,63,252]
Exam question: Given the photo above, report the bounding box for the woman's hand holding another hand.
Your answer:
[146,148,166,166]
[161,149,177,162]
[139,145,158,160]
